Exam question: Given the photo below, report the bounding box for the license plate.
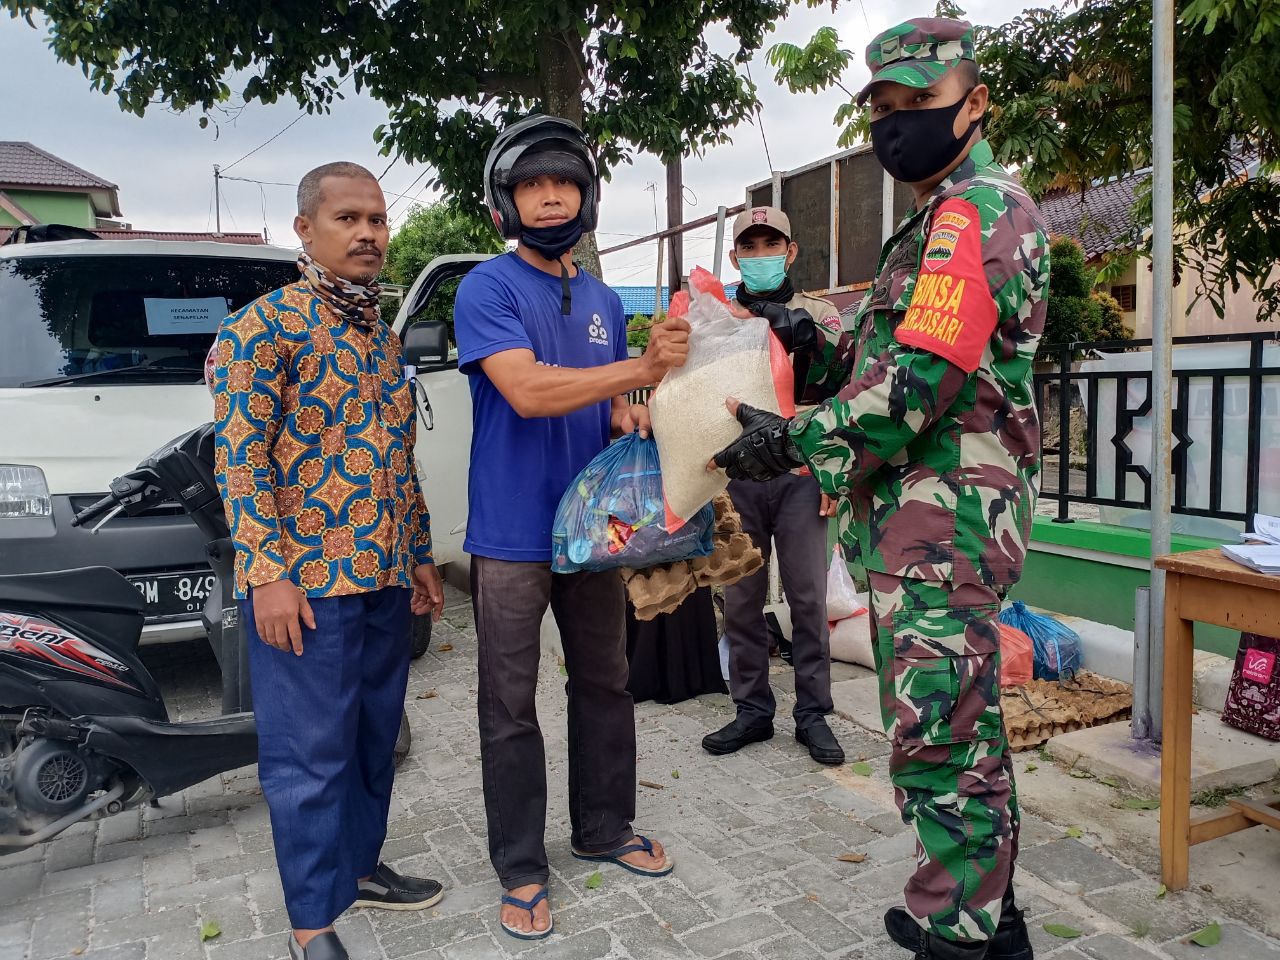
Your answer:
[128,571,216,620]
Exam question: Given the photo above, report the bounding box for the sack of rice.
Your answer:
[649,268,788,528]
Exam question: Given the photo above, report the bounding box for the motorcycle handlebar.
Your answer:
[70,474,154,528]
[70,493,118,528]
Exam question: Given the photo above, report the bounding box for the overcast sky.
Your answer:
[2,1,1034,286]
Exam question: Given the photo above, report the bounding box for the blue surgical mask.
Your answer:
[738,254,789,294]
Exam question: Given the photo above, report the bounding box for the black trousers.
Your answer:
[471,556,637,889]
[724,473,833,727]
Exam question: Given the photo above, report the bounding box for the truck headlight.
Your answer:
[0,464,52,519]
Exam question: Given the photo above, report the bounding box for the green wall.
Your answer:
[0,190,95,228]
[830,516,1241,657]
[1010,519,1239,657]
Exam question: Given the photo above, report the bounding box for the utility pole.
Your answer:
[666,157,684,297]
[213,165,222,235]
[1148,0,1176,742]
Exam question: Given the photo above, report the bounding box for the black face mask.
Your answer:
[520,219,583,262]
[520,220,584,315]
[870,89,979,185]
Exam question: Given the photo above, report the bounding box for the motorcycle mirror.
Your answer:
[402,321,451,373]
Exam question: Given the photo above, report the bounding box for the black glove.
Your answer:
[752,302,819,356]
[713,403,804,482]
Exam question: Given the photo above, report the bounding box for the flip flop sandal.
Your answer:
[499,887,554,941]
[571,834,674,877]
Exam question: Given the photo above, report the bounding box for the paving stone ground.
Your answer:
[4,586,1279,960]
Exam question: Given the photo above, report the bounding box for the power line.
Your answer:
[221,74,352,173]
[744,63,775,174]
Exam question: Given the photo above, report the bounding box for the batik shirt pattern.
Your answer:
[791,140,1051,587]
[212,282,433,599]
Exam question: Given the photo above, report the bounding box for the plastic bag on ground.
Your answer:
[649,267,786,529]
[552,432,713,574]
[997,623,1034,688]
[826,546,865,622]
[998,601,1082,681]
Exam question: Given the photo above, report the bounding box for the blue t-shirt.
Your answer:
[454,252,628,561]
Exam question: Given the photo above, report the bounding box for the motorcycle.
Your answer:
[0,423,411,852]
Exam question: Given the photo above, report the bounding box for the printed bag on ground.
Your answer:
[1221,633,1280,741]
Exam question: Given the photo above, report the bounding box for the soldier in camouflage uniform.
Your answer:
[713,18,1049,960]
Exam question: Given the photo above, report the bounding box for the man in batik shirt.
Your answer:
[713,19,1049,960]
[213,162,446,960]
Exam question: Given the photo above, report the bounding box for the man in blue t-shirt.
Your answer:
[453,115,690,942]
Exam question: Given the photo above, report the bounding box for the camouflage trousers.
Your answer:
[867,571,1019,944]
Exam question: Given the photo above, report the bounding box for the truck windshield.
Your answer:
[0,254,298,388]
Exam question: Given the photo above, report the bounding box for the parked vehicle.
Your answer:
[0,423,258,850]
[0,235,482,654]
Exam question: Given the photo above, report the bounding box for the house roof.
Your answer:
[1039,170,1147,261]
[0,226,267,246]
[612,282,740,318]
[0,142,123,217]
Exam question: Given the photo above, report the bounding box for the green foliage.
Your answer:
[1041,237,1133,358]
[767,0,1280,320]
[381,201,505,331]
[626,313,659,350]
[7,0,791,219]
[980,0,1280,321]
[767,27,855,98]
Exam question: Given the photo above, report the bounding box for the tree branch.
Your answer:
[477,72,539,97]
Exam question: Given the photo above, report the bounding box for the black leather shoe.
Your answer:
[989,886,1033,959]
[354,861,445,910]
[288,932,349,960]
[795,719,845,765]
[702,717,774,755]
[885,906,990,959]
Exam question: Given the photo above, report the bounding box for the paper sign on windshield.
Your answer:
[143,297,229,336]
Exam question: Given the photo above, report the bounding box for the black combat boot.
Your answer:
[885,907,990,959]
[988,885,1033,959]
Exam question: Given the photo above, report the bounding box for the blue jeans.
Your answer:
[244,586,411,929]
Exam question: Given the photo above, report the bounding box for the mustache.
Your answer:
[349,245,382,257]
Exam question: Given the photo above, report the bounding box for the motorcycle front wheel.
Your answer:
[393,709,412,767]
[411,614,432,660]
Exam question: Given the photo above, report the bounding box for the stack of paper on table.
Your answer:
[1223,515,1280,572]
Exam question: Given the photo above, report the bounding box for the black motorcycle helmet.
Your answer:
[483,114,600,239]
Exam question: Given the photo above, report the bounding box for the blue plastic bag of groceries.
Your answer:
[552,433,714,574]
[998,601,1082,681]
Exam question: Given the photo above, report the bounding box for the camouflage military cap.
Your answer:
[856,17,975,106]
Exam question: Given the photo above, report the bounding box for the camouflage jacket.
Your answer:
[789,139,1050,586]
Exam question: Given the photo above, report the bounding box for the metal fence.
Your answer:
[1035,332,1280,529]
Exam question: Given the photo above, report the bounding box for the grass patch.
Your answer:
[1191,785,1245,809]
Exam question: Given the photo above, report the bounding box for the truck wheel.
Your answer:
[411,614,432,660]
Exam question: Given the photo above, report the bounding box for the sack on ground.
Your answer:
[829,610,874,668]
[552,432,713,574]
[649,267,790,529]
[1221,632,1280,741]
[998,601,1082,681]
[825,546,865,622]
[997,623,1034,688]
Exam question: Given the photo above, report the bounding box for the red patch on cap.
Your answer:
[752,208,768,223]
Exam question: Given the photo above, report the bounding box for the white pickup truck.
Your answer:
[0,234,484,648]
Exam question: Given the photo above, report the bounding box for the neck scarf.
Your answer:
[298,251,381,330]
[735,275,795,311]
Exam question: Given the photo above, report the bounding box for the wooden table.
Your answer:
[1154,548,1280,890]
